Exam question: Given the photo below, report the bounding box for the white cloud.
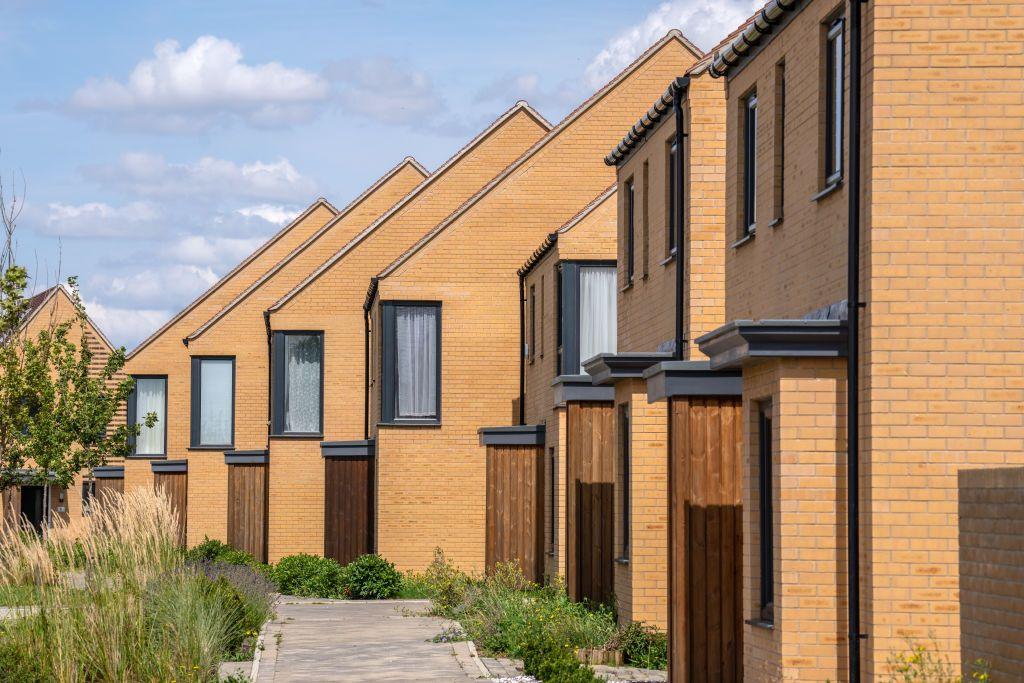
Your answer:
[84,153,317,203]
[235,204,296,226]
[584,0,760,89]
[84,299,173,350]
[87,263,219,310]
[39,201,162,238]
[165,235,267,268]
[327,56,447,127]
[68,36,330,131]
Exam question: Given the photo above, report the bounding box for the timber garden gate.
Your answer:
[152,460,188,546]
[225,451,269,563]
[322,441,376,565]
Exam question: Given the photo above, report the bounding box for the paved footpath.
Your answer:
[255,598,483,682]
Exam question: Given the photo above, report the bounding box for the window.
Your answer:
[529,284,536,364]
[825,18,844,186]
[558,262,617,374]
[540,275,545,359]
[81,480,95,516]
[757,401,775,624]
[190,357,234,448]
[547,446,556,556]
[743,93,758,235]
[618,403,631,558]
[381,302,441,424]
[127,375,167,456]
[641,161,650,278]
[272,332,323,436]
[773,61,786,221]
[624,179,635,283]
[667,139,678,255]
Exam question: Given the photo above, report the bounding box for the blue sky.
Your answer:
[1,0,757,348]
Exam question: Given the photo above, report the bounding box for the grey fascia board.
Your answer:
[583,352,674,386]
[92,466,125,479]
[643,360,743,402]
[551,374,616,406]
[478,424,545,446]
[151,459,188,474]
[224,450,270,465]
[696,319,849,370]
[321,440,376,458]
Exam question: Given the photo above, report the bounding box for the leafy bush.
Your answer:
[186,536,259,568]
[610,621,668,670]
[343,554,402,599]
[199,561,276,660]
[272,553,346,598]
[522,634,599,683]
[398,570,433,599]
[418,547,472,613]
[886,639,990,683]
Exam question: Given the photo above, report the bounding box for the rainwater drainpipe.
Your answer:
[672,77,689,360]
[363,306,371,440]
[848,0,866,680]
[263,311,272,452]
[518,271,526,425]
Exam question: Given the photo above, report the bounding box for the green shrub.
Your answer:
[522,634,599,683]
[611,621,668,670]
[272,553,346,598]
[186,537,259,568]
[397,570,432,599]
[342,554,402,599]
[419,547,472,613]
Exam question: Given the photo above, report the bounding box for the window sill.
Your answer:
[768,216,783,228]
[659,251,677,267]
[745,618,775,631]
[270,433,324,440]
[614,556,630,566]
[811,179,842,202]
[378,420,441,428]
[730,231,755,249]
[619,280,634,293]
[188,445,232,451]
[127,454,167,460]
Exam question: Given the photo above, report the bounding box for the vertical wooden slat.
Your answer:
[324,456,374,565]
[227,463,268,562]
[154,472,187,546]
[484,444,544,583]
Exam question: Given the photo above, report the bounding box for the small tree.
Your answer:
[0,166,146,497]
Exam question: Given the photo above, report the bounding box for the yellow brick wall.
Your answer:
[371,35,701,572]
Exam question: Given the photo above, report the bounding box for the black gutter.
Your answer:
[364,306,371,439]
[672,77,689,360]
[518,271,526,425]
[847,1,865,681]
[263,310,273,452]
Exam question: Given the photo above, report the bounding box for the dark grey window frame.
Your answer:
[825,17,845,187]
[624,178,636,283]
[743,92,758,235]
[126,374,168,458]
[81,480,95,516]
[556,260,617,375]
[667,139,678,256]
[757,400,775,624]
[380,301,442,426]
[190,356,236,449]
[271,331,324,437]
[618,403,631,559]
[529,283,537,364]
[547,446,556,556]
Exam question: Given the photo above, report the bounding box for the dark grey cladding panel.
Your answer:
[696,319,848,370]
[151,459,188,474]
[583,352,674,386]
[551,374,615,406]
[644,361,743,402]
[224,450,270,465]
[321,440,375,458]
[92,466,125,479]
[478,425,545,446]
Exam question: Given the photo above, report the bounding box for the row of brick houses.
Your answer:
[24,0,1021,680]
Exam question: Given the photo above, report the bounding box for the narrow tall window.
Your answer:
[618,403,631,557]
[529,284,537,364]
[547,446,556,556]
[540,275,545,359]
[272,332,323,435]
[773,62,786,221]
[758,401,775,624]
[382,302,441,423]
[190,357,234,448]
[128,375,167,456]
[625,179,635,282]
[825,18,844,185]
[667,139,678,255]
[743,93,758,235]
[641,161,650,278]
[81,480,95,516]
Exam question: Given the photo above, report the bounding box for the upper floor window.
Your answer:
[558,262,617,374]
[773,61,786,222]
[382,302,441,424]
[618,402,631,558]
[624,179,636,283]
[743,93,758,235]
[825,18,844,186]
[529,284,537,364]
[272,332,323,436]
[128,375,167,456]
[667,139,678,255]
[190,357,234,448]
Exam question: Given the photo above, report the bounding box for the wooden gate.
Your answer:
[94,476,124,502]
[324,453,375,565]
[485,444,544,582]
[153,463,188,546]
[566,402,615,603]
[669,397,743,682]
[227,460,268,562]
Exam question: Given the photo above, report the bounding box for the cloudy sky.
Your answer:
[1,0,758,348]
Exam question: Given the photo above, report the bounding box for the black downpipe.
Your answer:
[263,311,272,452]
[518,272,526,425]
[363,307,371,439]
[847,1,865,681]
[672,80,688,360]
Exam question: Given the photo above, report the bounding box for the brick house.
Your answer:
[363,31,702,574]
[1,284,123,530]
[691,0,1024,680]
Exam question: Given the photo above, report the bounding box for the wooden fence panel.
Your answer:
[228,463,268,563]
[485,444,544,582]
[576,481,615,604]
[154,472,187,546]
[324,456,374,565]
[94,477,124,504]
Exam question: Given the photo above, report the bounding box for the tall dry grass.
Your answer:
[0,489,237,682]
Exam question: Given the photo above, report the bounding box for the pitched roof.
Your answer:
[517,185,617,277]
[126,196,340,358]
[708,0,799,78]
[21,284,116,352]
[267,100,552,314]
[370,30,702,286]
[185,156,428,342]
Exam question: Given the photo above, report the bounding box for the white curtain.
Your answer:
[284,335,321,433]
[396,306,437,418]
[579,266,617,372]
[199,360,232,445]
[135,378,165,455]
